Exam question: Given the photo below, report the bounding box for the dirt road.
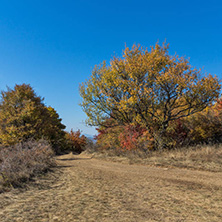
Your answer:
[0,153,222,221]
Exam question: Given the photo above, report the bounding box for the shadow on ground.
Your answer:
[58,157,92,161]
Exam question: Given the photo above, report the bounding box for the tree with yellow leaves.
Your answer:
[80,43,221,149]
[0,84,66,153]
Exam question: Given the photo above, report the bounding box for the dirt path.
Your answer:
[0,153,222,222]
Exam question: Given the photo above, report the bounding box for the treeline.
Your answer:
[80,42,221,151]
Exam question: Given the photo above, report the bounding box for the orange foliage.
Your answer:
[119,124,147,150]
[66,130,86,153]
[96,121,154,151]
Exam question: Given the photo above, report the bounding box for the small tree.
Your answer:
[65,129,86,153]
[80,43,221,149]
[0,84,66,152]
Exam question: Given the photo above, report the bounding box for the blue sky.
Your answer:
[0,0,222,136]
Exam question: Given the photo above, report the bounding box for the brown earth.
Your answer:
[0,152,222,222]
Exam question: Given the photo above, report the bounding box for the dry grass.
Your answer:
[1,143,222,221]
[87,144,222,172]
[1,152,222,221]
[0,140,55,192]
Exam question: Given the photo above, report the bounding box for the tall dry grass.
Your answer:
[87,143,222,172]
[0,140,55,192]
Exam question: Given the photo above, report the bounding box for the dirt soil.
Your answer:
[0,152,222,222]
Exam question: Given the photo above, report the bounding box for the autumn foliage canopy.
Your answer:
[80,43,221,149]
[0,84,66,153]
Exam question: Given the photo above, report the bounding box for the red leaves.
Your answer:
[119,124,147,150]
[66,130,86,153]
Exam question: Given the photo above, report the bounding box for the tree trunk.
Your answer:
[153,122,168,150]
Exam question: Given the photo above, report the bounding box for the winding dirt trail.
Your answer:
[0,153,222,221]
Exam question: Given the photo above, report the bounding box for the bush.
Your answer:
[96,125,122,151]
[95,99,222,152]
[165,99,222,148]
[0,139,55,192]
[65,130,87,153]
[95,117,155,151]
[118,124,154,151]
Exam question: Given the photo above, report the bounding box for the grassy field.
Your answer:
[90,144,222,172]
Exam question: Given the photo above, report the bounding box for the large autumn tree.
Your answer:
[80,43,221,148]
[0,84,66,152]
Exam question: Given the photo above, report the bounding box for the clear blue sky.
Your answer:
[0,0,222,136]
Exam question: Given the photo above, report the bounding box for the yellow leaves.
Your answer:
[0,84,66,149]
[80,42,221,137]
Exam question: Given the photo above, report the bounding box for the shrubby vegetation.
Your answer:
[0,140,55,192]
[65,129,87,153]
[80,43,221,151]
[94,99,222,152]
